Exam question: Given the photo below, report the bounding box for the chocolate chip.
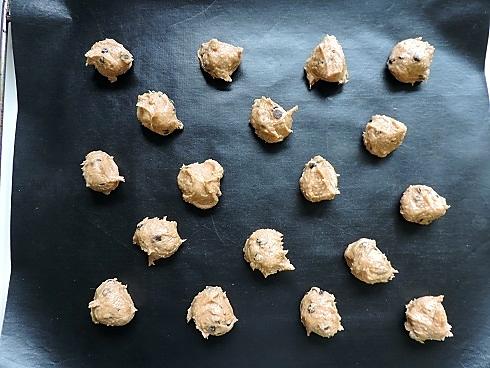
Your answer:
[101,48,108,54]
[398,56,404,60]
[388,59,394,64]
[208,326,216,332]
[307,304,315,313]
[272,107,283,119]
[153,235,162,242]
[413,56,421,62]
[318,290,324,295]
[308,162,316,169]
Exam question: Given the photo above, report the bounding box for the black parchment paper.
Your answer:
[1,0,489,367]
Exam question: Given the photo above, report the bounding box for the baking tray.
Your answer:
[1,0,489,367]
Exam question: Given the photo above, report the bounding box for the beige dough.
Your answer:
[249,97,299,143]
[363,115,407,158]
[81,150,125,195]
[405,295,453,343]
[387,37,435,84]
[344,238,398,284]
[300,287,343,338]
[299,155,339,202]
[88,278,137,327]
[197,39,243,82]
[85,39,133,83]
[177,159,224,209]
[187,286,238,339]
[132,217,186,266]
[400,185,450,225]
[243,228,295,278]
[304,35,348,88]
[136,91,183,136]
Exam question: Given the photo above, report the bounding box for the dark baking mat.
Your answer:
[1,0,489,367]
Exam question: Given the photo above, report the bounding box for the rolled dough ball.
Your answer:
[299,155,340,202]
[387,37,435,84]
[243,228,295,278]
[136,91,183,136]
[300,287,343,338]
[363,115,407,158]
[187,286,238,339]
[344,238,398,284]
[249,97,299,143]
[304,35,348,88]
[132,217,186,266]
[88,278,137,327]
[405,295,453,343]
[197,39,243,82]
[85,39,133,82]
[177,159,224,209]
[81,150,125,195]
[400,185,450,225]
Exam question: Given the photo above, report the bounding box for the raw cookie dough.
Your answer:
[85,39,133,83]
[304,35,348,88]
[88,278,137,327]
[405,295,453,343]
[187,286,238,339]
[300,287,343,338]
[249,97,299,143]
[81,150,125,195]
[400,185,450,225]
[243,228,295,278]
[344,238,398,284]
[133,217,186,266]
[136,91,183,136]
[299,155,340,202]
[363,115,407,158]
[177,159,224,209]
[387,37,435,84]
[197,39,243,82]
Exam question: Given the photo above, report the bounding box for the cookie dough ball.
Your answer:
[85,39,133,82]
[177,159,224,209]
[344,238,398,284]
[249,97,299,143]
[81,150,125,195]
[387,37,435,84]
[136,91,183,136]
[405,295,453,343]
[197,39,243,82]
[400,185,450,225]
[304,35,348,88]
[300,287,343,338]
[187,286,238,339]
[363,115,407,158]
[88,278,137,327]
[243,229,295,278]
[299,155,339,202]
[132,217,186,266]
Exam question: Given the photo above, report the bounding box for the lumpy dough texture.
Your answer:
[300,287,343,338]
[400,185,449,225]
[344,238,398,284]
[88,278,137,327]
[177,159,224,209]
[243,229,295,278]
[85,39,133,82]
[197,39,243,82]
[187,286,238,339]
[387,37,435,84]
[363,115,407,158]
[136,91,183,136]
[405,295,453,343]
[299,155,339,202]
[249,97,299,143]
[304,35,348,88]
[133,217,186,266]
[81,150,125,195]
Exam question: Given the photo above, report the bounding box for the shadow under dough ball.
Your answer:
[81,150,125,195]
[197,39,243,82]
[304,34,348,88]
[387,37,435,84]
[85,38,133,83]
[88,278,137,327]
[187,286,238,339]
